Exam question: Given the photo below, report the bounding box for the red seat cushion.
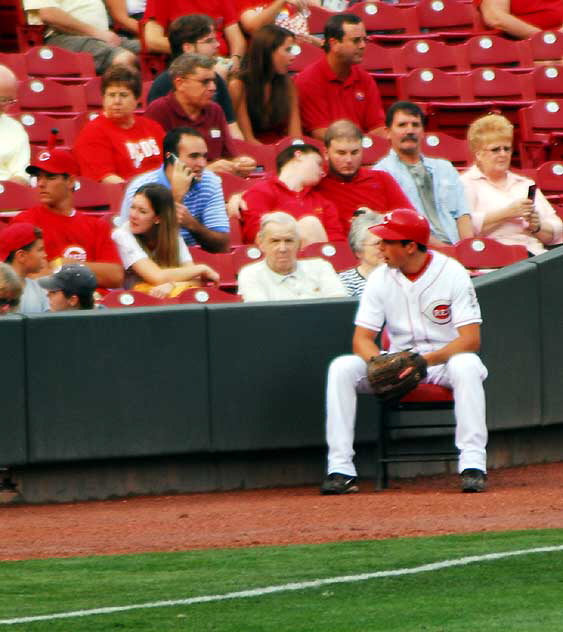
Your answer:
[400,383,453,403]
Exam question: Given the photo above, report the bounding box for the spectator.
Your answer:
[0,223,49,313]
[461,113,563,255]
[229,24,301,144]
[22,0,140,74]
[375,101,474,249]
[113,183,219,296]
[145,54,256,177]
[12,148,124,289]
[38,264,97,311]
[0,65,31,184]
[0,262,23,315]
[105,0,145,36]
[146,14,243,140]
[238,0,322,46]
[119,127,230,252]
[475,0,563,39]
[240,143,345,245]
[294,14,385,141]
[238,211,347,301]
[338,210,383,296]
[74,65,165,183]
[321,209,488,495]
[315,119,413,234]
[142,0,245,70]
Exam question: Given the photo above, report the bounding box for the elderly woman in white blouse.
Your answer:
[338,210,383,296]
[460,113,563,255]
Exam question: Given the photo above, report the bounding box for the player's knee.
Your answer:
[447,352,485,381]
[328,354,364,382]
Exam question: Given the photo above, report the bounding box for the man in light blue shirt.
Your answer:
[374,101,474,247]
[119,126,230,252]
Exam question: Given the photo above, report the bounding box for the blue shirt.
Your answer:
[374,150,470,244]
[119,166,229,246]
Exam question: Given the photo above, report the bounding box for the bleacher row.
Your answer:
[3,0,563,306]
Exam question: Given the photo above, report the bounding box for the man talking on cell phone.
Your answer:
[119,127,230,253]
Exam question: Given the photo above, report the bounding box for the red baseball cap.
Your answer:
[0,223,38,261]
[26,148,80,177]
[369,208,430,246]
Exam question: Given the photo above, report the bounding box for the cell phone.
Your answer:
[527,184,537,200]
[166,152,178,166]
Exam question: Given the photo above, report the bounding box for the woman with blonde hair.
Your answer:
[112,183,218,297]
[460,113,563,255]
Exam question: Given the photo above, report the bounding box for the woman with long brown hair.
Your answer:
[228,24,301,144]
[112,183,218,297]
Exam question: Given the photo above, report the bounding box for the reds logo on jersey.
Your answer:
[355,91,365,101]
[62,245,87,262]
[424,300,452,325]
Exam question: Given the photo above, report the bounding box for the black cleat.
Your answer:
[460,468,487,493]
[320,473,359,495]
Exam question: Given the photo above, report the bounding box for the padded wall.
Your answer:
[0,314,27,465]
[25,306,210,462]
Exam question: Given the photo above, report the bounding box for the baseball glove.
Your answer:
[367,351,428,402]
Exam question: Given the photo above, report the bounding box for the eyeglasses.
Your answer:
[484,145,512,154]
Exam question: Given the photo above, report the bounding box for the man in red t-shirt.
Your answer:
[294,13,385,142]
[315,120,413,234]
[142,0,245,69]
[475,0,563,39]
[11,149,124,289]
[241,143,345,245]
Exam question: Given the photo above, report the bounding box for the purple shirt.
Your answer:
[144,93,235,162]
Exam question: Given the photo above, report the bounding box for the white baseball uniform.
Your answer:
[325,250,488,477]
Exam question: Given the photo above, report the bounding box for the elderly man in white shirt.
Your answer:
[237,211,347,302]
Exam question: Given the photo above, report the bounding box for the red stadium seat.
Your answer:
[218,172,255,200]
[454,237,528,270]
[306,4,333,35]
[421,131,472,168]
[350,3,423,45]
[231,139,276,175]
[231,243,264,275]
[361,41,404,109]
[288,41,323,74]
[530,65,563,101]
[528,31,563,63]
[24,45,95,84]
[17,77,87,118]
[298,241,357,273]
[456,34,533,72]
[0,52,26,78]
[534,161,563,205]
[0,180,37,214]
[174,286,242,303]
[400,39,460,73]
[18,112,86,150]
[360,135,390,166]
[415,0,493,42]
[188,246,237,289]
[73,177,125,216]
[519,100,563,167]
[99,290,173,308]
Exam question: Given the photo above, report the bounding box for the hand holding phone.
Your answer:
[527,184,537,200]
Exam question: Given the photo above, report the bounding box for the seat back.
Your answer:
[73,177,125,215]
[528,30,563,63]
[422,131,472,167]
[454,237,528,269]
[534,161,563,204]
[298,242,357,273]
[456,34,533,72]
[465,66,535,102]
[99,290,172,308]
[400,39,460,72]
[350,2,420,41]
[0,180,37,213]
[398,67,471,102]
[416,0,486,40]
[18,112,85,150]
[17,77,87,117]
[24,45,95,83]
[174,287,242,303]
[231,138,276,175]
[188,247,237,288]
[530,64,563,100]
[288,41,323,74]
[361,135,390,166]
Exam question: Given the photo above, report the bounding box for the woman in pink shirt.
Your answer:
[460,113,563,256]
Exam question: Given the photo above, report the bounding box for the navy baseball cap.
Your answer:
[39,264,97,295]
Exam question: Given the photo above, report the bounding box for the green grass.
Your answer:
[1,529,563,630]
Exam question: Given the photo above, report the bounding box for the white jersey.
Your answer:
[355,250,481,355]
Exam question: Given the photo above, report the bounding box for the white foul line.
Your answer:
[1,545,562,626]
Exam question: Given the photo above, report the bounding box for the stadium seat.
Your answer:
[99,290,173,308]
[361,41,404,109]
[374,327,456,490]
[400,39,460,73]
[17,77,87,118]
[0,180,37,214]
[465,67,535,108]
[528,30,563,63]
[455,34,533,72]
[415,0,493,42]
[24,46,96,84]
[73,177,125,215]
[530,65,563,101]
[188,246,237,289]
[454,237,528,270]
[298,241,357,273]
[306,4,333,35]
[273,135,324,153]
[18,112,85,150]
[288,41,323,74]
[0,52,26,78]
[421,131,472,168]
[349,3,423,45]
[174,286,242,303]
[231,243,264,275]
[360,135,390,166]
[231,139,276,175]
[533,161,563,205]
[519,100,563,167]
[218,172,255,199]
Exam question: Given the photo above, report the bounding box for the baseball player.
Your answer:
[321,208,488,495]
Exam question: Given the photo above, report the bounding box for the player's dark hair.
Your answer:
[386,101,426,128]
[323,13,362,52]
[275,143,321,173]
[168,14,215,59]
[400,239,427,252]
[4,227,43,264]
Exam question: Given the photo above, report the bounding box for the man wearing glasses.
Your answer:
[295,14,385,142]
[375,101,474,249]
[0,65,31,185]
[145,53,255,177]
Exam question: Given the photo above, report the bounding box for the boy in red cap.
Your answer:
[11,147,124,289]
[0,222,48,313]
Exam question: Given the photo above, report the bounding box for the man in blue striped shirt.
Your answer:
[119,126,230,252]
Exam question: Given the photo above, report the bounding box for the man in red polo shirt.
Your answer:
[316,120,413,234]
[241,143,345,245]
[294,13,385,142]
[145,53,256,178]
[142,0,245,68]
[11,148,124,289]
